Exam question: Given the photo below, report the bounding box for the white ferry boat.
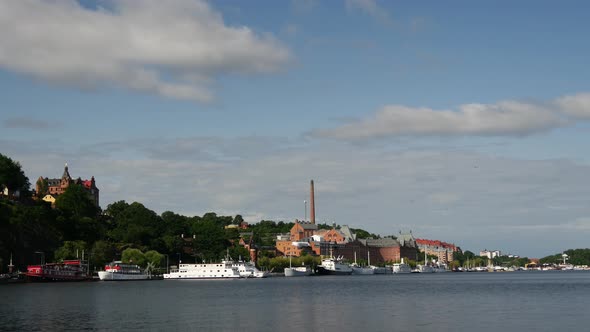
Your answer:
[163,259,241,279]
[98,261,149,281]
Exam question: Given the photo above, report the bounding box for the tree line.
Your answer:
[1,153,382,273]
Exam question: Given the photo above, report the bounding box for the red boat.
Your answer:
[26,259,90,281]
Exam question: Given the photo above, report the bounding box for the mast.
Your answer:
[368,251,371,266]
[354,251,357,265]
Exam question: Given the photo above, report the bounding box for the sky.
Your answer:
[1,0,590,257]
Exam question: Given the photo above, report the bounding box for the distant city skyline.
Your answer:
[1,0,589,257]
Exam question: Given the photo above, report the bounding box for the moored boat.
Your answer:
[351,265,375,275]
[392,258,412,274]
[370,265,392,274]
[284,255,312,277]
[232,260,269,278]
[98,261,150,281]
[351,252,374,275]
[316,256,352,275]
[25,259,90,281]
[163,258,241,279]
[416,264,434,273]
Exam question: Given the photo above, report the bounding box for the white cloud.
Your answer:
[345,0,391,24]
[0,0,291,102]
[313,93,590,140]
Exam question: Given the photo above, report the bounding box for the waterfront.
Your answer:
[1,271,589,331]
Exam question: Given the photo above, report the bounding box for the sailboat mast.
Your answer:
[368,251,371,266]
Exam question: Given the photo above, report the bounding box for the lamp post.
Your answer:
[34,251,45,265]
[304,200,307,222]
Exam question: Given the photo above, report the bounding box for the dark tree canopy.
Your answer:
[55,184,99,218]
[0,153,30,194]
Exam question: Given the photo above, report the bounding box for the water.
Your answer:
[1,271,589,331]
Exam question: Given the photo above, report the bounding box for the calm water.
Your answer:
[1,271,589,331]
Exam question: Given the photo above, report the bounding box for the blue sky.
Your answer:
[1,0,590,257]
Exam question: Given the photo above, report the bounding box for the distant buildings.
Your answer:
[479,249,502,259]
[35,163,99,207]
[416,238,459,263]
[275,220,419,264]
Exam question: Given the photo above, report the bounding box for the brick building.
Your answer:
[416,238,459,263]
[36,163,99,207]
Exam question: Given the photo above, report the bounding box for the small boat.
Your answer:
[98,261,150,281]
[351,252,374,275]
[284,256,312,277]
[392,258,412,274]
[416,264,434,273]
[416,255,434,273]
[25,259,90,281]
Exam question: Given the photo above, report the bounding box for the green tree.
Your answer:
[122,248,146,266]
[90,240,116,270]
[106,202,163,250]
[35,178,49,197]
[232,214,244,225]
[55,240,88,261]
[0,153,30,196]
[191,219,228,261]
[144,250,164,267]
[55,184,98,218]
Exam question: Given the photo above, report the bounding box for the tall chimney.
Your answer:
[310,180,316,224]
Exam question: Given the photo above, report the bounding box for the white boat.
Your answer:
[417,264,434,273]
[351,252,374,275]
[232,260,269,278]
[351,264,374,275]
[317,256,352,275]
[416,255,434,273]
[367,252,390,274]
[98,261,149,281]
[392,258,412,274]
[163,258,241,279]
[433,264,448,272]
[284,256,312,277]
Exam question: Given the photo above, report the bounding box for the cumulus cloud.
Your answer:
[313,92,590,140]
[0,0,291,102]
[345,0,391,24]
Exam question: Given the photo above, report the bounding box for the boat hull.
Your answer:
[163,274,241,279]
[352,267,375,275]
[392,264,412,274]
[316,266,353,275]
[284,267,312,277]
[98,271,150,281]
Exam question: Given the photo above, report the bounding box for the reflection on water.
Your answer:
[1,272,589,331]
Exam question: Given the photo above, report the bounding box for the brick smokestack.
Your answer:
[310,180,316,224]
